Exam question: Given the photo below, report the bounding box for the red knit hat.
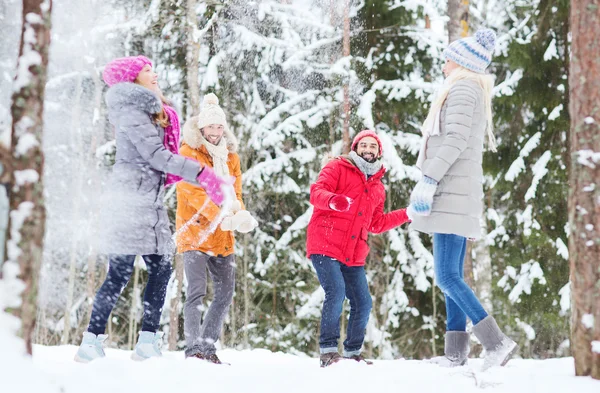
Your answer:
[102,55,152,87]
[351,130,383,157]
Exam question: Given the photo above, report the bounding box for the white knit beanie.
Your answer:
[197,93,229,131]
[443,29,496,74]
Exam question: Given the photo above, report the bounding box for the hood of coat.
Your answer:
[106,82,162,114]
[182,115,238,152]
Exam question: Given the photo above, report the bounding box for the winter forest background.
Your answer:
[0,0,573,361]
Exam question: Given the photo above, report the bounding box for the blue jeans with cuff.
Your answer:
[311,254,372,357]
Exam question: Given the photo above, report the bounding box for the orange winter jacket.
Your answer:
[176,142,244,256]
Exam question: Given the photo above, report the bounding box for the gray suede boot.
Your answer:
[472,316,518,371]
[428,331,470,367]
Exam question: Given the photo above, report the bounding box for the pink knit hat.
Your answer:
[351,130,383,157]
[102,55,152,87]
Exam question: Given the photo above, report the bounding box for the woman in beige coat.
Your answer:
[409,29,518,370]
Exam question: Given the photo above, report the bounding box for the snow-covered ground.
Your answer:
[2,346,600,393]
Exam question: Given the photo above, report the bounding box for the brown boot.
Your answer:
[319,352,342,367]
[344,354,373,365]
[189,353,229,365]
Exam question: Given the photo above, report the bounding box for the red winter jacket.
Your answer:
[306,157,409,267]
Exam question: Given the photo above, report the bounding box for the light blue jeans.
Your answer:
[433,233,488,331]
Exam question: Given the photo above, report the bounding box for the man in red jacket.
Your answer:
[306,130,410,367]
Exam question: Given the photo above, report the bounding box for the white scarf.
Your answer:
[199,134,230,177]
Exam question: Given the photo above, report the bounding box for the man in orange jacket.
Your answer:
[176,93,257,365]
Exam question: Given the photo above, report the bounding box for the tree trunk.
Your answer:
[61,68,85,345]
[128,256,141,350]
[341,0,351,154]
[447,0,469,43]
[471,217,493,312]
[83,62,106,338]
[568,0,600,379]
[0,0,52,355]
[328,0,337,150]
[186,0,201,115]
[243,236,250,348]
[168,253,184,350]
[447,0,494,314]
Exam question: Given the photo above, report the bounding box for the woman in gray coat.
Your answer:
[75,56,230,363]
[408,30,518,370]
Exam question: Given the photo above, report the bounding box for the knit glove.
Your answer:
[329,195,353,212]
[196,167,235,206]
[409,176,438,216]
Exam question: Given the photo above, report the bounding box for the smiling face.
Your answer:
[355,136,380,163]
[134,64,159,92]
[202,124,225,145]
[442,58,460,77]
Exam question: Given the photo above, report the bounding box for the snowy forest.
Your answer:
[1,0,600,391]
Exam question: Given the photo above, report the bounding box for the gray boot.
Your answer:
[428,331,470,367]
[472,316,518,371]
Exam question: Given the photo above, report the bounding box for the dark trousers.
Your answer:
[88,254,172,335]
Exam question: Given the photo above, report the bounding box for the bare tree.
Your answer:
[186,0,201,114]
[341,0,351,154]
[168,254,184,350]
[447,0,469,43]
[446,0,493,315]
[568,0,600,379]
[0,0,53,355]
[186,4,219,115]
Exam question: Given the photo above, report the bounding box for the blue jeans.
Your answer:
[433,233,488,331]
[311,254,372,356]
[88,254,172,335]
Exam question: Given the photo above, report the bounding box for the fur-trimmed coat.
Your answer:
[175,116,244,257]
[100,83,201,256]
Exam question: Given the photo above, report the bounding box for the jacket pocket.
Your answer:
[354,227,370,262]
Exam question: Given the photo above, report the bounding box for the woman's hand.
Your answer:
[409,176,438,216]
[196,167,235,205]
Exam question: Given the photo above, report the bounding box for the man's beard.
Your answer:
[202,131,222,145]
[359,152,377,163]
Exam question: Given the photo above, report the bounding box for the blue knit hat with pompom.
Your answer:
[443,29,496,73]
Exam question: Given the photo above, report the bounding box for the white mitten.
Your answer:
[233,210,258,233]
[220,215,236,231]
[230,199,242,213]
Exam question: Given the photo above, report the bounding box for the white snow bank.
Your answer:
[1,345,599,393]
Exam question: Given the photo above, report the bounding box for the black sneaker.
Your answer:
[320,352,342,368]
[344,354,373,365]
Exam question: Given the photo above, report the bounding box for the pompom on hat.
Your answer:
[443,29,497,74]
[102,55,152,87]
[197,93,229,131]
[351,130,383,157]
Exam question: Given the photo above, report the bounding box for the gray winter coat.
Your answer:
[410,80,486,240]
[100,83,202,256]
